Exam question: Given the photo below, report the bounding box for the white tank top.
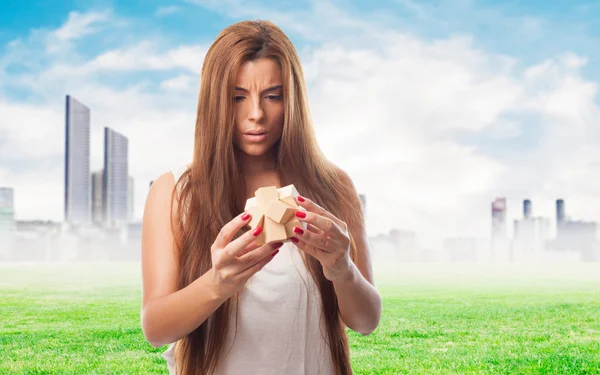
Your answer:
[162,164,335,374]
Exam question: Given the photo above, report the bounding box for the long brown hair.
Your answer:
[171,19,361,375]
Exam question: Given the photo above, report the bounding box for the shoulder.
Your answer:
[145,172,178,219]
[149,171,177,198]
[143,170,184,235]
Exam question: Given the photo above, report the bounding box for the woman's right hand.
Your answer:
[208,212,283,300]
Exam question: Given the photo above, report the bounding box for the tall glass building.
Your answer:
[127,175,134,222]
[64,95,91,225]
[91,170,104,225]
[103,127,129,228]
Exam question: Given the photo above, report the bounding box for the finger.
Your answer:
[237,241,284,266]
[307,223,322,235]
[292,225,337,253]
[236,241,261,257]
[213,211,254,250]
[222,225,264,259]
[237,248,279,281]
[295,209,341,238]
[291,236,325,261]
[296,196,346,229]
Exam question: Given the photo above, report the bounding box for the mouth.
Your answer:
[245,130,267,135]
[244,131,268,143]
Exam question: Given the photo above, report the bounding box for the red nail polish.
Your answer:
[290,237,299,243]
[271,249,279,256]
[253,226,263,236]
[293,227,304,235]
[272,242,284,249]
[297,196,305,202]
[242,212,251,221]
[295,211,306,219]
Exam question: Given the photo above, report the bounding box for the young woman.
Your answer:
[141,20,382,375]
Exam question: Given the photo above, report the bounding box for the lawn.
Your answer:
[1,262,599,374]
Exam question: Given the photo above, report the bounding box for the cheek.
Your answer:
[268,104,285,128]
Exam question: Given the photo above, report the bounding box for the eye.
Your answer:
[234,96,245,102]
[267,95,283,100]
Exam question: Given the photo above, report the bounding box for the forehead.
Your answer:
[235,58,282,86]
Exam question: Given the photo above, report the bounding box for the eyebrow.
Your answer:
[235,84,283,93]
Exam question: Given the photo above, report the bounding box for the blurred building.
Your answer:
[443,237,488,263]
[128,175,135,222]
[91,170,104,226]
[559,220,598,261]
[389,229,418,262]
[550,199,598,261]
[369,228,418,264]
[64,95,91,225]
[0,187,16,260]
[556,198,565,234]
[523,199,532,219]
[512,199,551,262]
[491,197,510,262]
[13,220,62,262]
[103,127,129,228]
[358,193,366,214]
[491,197,507,238]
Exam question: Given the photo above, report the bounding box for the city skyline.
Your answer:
[1,2,600,248]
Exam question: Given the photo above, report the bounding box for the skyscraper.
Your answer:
[128,175,134,222]
[491,197,510,262]
[103,127,129,228]
[359,193,366,214]
[556,199,565,232]
[91,170,104,225]
[0,187,14,222]
[64,95,91,225]
[491,197,507,238]
[523,199,532,219]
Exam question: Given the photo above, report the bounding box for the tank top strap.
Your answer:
[171,164,189,185]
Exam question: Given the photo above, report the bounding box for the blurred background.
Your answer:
[1,1,600,374]
[1,0,600,265]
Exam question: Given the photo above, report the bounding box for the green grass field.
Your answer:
[1,262,599,374]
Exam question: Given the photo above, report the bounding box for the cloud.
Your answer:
[155,6,182,17]
[186,0,600,245]
[52,10,113,41]
[160,75,198,92]
[2,2,600,250]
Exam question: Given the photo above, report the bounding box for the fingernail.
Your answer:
[295,211,306,219]
[290,237,299,243]
[242,212,251,221]
[253,226,263,236]
[272,242,284,249]
[271,250,280,256]
[293,227,304,235]
[297,196,305,202]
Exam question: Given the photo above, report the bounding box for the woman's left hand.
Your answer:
[291,195,354,282]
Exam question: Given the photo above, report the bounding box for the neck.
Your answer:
[236,146,278,176]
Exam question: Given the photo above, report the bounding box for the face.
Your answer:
[232,58,285,157]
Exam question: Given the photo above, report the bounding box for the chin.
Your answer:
[238,144,274,157]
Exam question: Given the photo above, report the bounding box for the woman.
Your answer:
[141,19,382,375]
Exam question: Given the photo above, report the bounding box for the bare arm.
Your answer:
[140,171,279,348]
[291,169,382,335]
[332,170,382,335]
[140,172,225,348]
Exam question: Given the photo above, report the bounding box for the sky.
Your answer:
[1,0,600,248]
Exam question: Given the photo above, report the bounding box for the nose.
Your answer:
[248,96,265,122]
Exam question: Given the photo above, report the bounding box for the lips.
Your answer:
[245,129,267,135]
